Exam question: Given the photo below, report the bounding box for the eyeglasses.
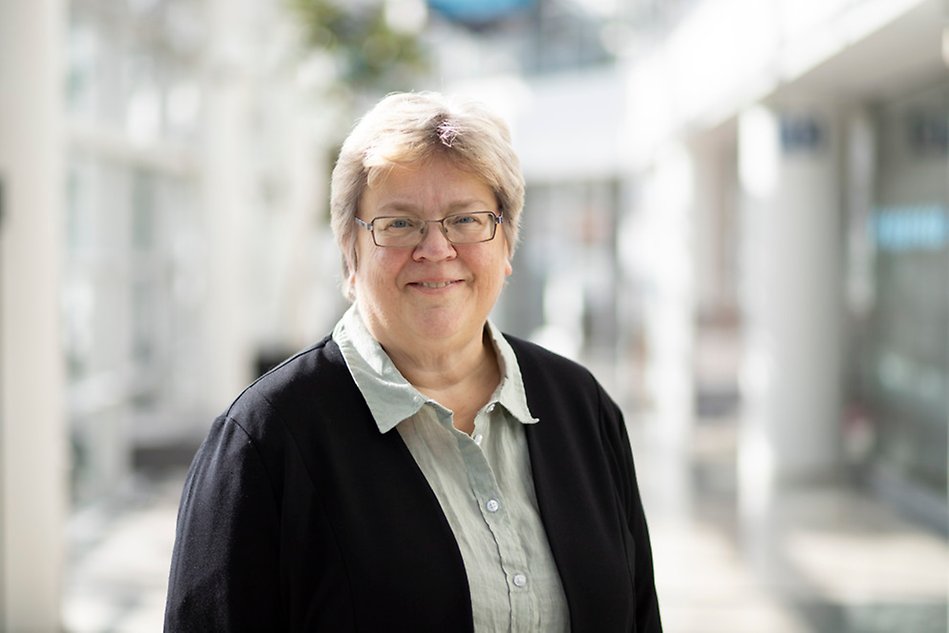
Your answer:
[354,211,503,248]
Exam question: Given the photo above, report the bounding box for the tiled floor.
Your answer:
[62,420,949,632]
[638,421,949,633]
[63,470,183,633]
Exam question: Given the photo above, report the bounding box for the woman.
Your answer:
[165,92,662,632]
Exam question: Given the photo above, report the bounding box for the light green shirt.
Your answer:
[333,305,570,633]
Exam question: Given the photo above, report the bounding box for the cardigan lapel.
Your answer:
[513,336,637,632]
[310,340,477,631]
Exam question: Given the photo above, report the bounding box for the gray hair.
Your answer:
[330,91,525,300]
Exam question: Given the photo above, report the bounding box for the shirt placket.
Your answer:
[451,405,534,632]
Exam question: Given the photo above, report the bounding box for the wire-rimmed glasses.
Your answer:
[354,211,504,248]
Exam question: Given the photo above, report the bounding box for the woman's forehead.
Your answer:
[362,160,495,213]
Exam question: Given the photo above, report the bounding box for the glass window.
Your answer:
[849,83,948,501]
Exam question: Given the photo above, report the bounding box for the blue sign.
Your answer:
[780,114,824,153]
[872,205,949,252]
[428,0,534,24]
[907,111,948,154]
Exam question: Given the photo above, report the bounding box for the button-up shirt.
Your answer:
[333,305,570,632]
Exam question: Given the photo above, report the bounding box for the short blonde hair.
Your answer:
[330,91,525,300]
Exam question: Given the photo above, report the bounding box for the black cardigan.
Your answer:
[165,334,662,632]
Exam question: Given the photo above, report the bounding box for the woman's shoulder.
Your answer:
[502,333,598,385]
[220,335,354,434]
[502,332,623,426]
[186,334,374,497]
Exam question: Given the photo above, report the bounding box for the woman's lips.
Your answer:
[408,279,462,290]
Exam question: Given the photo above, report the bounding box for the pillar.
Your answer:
[738,102,844,487]
[638,142,696,445]
[202,0,258,409]
[0,0,67,629]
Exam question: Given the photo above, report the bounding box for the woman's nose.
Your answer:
[413,222,456,260]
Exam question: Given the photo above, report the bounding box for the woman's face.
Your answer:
[351,157,512,354]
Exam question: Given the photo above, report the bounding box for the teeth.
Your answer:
[417,281,453,289]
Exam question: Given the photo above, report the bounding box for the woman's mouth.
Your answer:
[409,279,462,291]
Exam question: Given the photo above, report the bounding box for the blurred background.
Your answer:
[1,0,948,631]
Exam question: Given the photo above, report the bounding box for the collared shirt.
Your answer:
[333,305,570,633]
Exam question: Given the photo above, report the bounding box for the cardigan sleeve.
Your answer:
[164,415,283,632]
[598,387,663,632]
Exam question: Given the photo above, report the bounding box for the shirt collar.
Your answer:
[485,319,538,427]
[333,304,538,434]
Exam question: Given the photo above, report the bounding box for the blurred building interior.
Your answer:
[1,0,947,630]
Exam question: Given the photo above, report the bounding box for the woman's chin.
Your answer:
[407,311,477,345]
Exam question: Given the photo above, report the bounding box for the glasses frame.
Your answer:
[354,211,504,248]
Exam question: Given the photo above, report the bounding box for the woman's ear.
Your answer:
[504,239,513,277]
[349,246,359,274]
[344,249,359,299]
[348,263,358,294]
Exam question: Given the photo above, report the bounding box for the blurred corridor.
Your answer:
[2,0,948,630]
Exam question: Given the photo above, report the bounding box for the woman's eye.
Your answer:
[384,218,414,230]
[450,214,479,226]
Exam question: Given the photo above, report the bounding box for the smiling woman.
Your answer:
[164,91,662,633]
[352,157,512,399]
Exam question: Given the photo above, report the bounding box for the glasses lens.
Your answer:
[374,217,424,247]
[444,212,497,244]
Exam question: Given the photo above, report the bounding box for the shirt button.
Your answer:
[513,573,528,588]
[485,499,500,513]
[486,403,496,413]
[473,433,484,446]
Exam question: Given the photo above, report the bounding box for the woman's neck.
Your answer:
[382,328,501,434]
[382,327,494,391]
